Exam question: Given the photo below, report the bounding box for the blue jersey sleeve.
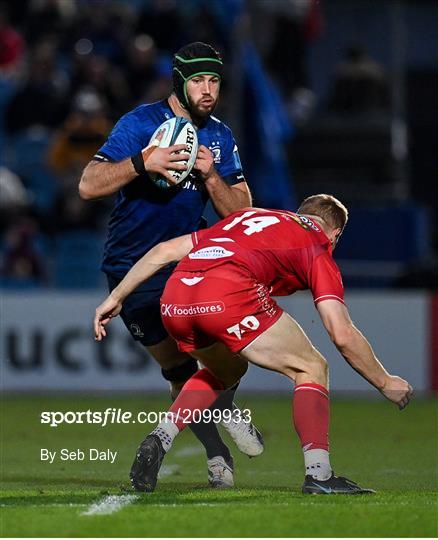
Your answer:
[217,127,245,185]
[95,110,147,162]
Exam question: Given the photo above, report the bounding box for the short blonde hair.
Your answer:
[297,194,348,231]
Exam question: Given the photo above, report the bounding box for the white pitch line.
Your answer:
[80,464,180,516]
[81,494,139,516]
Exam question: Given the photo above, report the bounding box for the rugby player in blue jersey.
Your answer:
[79,42,263,487]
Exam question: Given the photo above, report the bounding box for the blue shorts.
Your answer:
[106,269,174,347]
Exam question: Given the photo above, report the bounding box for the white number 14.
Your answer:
[223,211,280,236]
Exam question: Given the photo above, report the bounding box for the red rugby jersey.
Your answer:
[177,208,344,305]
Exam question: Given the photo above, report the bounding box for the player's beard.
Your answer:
[187,94,218,119]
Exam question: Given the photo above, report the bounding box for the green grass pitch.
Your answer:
[1,394,437,537]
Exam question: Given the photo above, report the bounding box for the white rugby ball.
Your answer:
[148,117,198,189]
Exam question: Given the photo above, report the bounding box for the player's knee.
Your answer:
[160,358,199,399]
[161,357,198,383]
[281,351,328,385]
[308,353,328,385]
[278,356,301,382]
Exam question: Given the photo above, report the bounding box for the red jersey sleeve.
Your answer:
[309,252,345,306]
[191,228,208,247]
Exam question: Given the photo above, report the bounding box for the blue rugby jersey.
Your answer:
[94,99,245,279]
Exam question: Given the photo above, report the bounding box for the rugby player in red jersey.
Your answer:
[94,194,413,494]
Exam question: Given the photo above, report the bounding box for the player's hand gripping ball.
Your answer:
[148,117,198,189]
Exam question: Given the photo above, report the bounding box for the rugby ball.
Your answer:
[148,117,198,189]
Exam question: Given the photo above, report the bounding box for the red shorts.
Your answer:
[160,264,283,353]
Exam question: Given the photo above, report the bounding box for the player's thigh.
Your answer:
[240,311,327,382]
[192,342,248,388]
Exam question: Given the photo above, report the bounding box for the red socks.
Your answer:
[167,368,225,431]
[293,383,330,451]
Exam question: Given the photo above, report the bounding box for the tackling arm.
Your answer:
[317,300,413,409]
[93,234,193,340]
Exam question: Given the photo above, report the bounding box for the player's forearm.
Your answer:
[110,235,193,302]
[110,244,175,303]
[79,159,138,200]
[335,325,389,390]
[204,171,251,218]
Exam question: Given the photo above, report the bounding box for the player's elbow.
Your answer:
[155,241,179,264]
[330,323,355,351]
[78,170,94,200]
[78,179,93,200]
[78,168,101,201]
[78,163,102,200]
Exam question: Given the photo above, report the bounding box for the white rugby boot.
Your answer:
[207,455,234,488]
[221,406,264,457]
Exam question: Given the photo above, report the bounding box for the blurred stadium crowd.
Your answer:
[1,0,437,289]
[1,0,237,287]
